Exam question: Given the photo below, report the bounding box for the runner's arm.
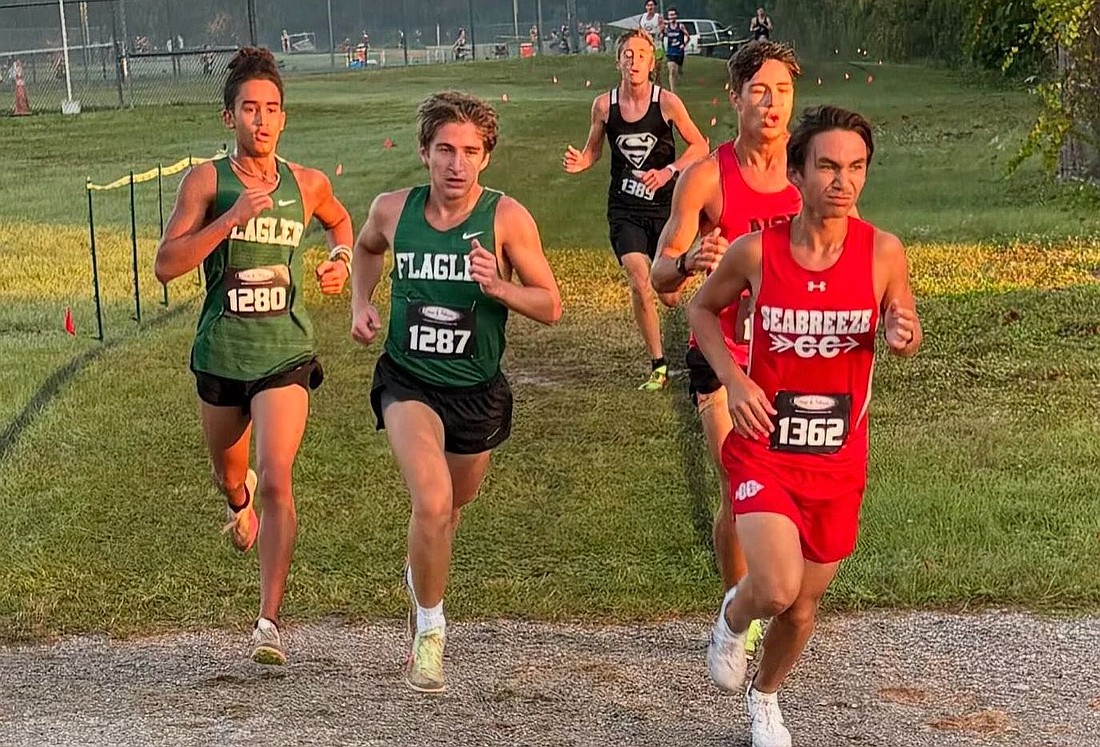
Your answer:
[563,95,608,173]
[351,191,397,316]
[300,167,354,251]
[876,230,922,358]
[663,92,710,173]
[685,233,759,388]
[650,158,715,294]
[491,197,562,325]
[154,163,236,284]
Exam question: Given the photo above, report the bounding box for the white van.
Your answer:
[673,18,739,57]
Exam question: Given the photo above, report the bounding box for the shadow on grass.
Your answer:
[0,300,195,463]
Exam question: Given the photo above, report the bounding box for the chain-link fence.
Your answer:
[1,0,725,114]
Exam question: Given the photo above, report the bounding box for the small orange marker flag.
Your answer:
[64,307,75,336]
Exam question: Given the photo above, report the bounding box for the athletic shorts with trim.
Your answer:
[723,442,867,564]
[193,357,324,412]
[608,211,668,264]
[369,352,513,456]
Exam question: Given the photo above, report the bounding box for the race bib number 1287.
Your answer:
[405,302,476,359]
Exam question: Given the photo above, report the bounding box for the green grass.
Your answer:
[1,56,1099,641]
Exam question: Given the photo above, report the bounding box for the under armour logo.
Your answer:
[807,281,826,292]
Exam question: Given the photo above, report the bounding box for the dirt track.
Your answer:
[2,610,1097,746]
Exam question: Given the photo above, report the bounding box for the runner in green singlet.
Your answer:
[351,91,562,694]
[154,47,354,666]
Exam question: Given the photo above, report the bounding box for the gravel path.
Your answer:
[1,611,1097,747]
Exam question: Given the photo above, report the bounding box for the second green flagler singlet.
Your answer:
[190,156,314,380]
[384,185,509,388]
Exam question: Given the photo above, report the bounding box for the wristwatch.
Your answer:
[665,164,680,177]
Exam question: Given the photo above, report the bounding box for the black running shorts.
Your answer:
[193,357,324,413]
[369,353,513,455]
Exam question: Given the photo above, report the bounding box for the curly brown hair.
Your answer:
[416,91,500,153]
[222,46,283,111]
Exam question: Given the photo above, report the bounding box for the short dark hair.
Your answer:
[223,47,283,111]
[667,6,678,12]
[727,40,799,94]
[787,105,875,172]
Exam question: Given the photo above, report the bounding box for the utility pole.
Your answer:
[327,0,335,68]
[247,0,257,46]
[468,0,476,61]
[536,0,544,54]
[565,0,578,54]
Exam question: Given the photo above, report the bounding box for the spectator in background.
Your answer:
[281,30,291,53]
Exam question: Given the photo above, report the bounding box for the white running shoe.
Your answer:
[706,585,748,692]
[251,617,287,665]
[746,684,792,747]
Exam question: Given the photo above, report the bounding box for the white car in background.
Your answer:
[609,14,742,58]
[676,18,740,57]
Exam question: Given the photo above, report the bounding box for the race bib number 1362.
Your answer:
[769,391,851,455]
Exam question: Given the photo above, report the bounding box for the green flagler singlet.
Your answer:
[190,157,314,380]
[384,185,510,388]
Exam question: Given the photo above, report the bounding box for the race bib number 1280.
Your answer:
[224,265,291,318]
[405,302,476,359]
[769,391,851,455]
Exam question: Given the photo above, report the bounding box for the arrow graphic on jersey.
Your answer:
[616,132,658,169]
[770,333,861,358]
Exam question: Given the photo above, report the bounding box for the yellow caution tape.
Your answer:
[87,152,227,191]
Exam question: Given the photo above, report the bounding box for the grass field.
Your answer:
[1,55,1099,642]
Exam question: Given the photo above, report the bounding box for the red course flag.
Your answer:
[64,307,75,336]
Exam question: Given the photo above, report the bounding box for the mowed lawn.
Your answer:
[0,56,1098,642]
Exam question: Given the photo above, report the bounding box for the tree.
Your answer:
[1007,0,1100,180]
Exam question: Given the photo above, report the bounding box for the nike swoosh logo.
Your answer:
[462,231,484,240]
[277,199,297,207]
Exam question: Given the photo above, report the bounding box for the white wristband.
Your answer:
[328,245,352,267]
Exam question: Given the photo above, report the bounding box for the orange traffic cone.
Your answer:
[12,60,30,116]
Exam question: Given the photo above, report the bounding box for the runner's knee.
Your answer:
[778,596,820,630]
[749,574,800,617]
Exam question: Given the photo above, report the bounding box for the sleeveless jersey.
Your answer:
[665,22,688,59]
[605,84,677,216]
[687,141,802,366]
[191,157,313,380]
[385,185,509,388]
[732,218,879,474]
[639,12,662,39]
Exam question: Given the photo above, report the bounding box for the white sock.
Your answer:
[417,601,445,634]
